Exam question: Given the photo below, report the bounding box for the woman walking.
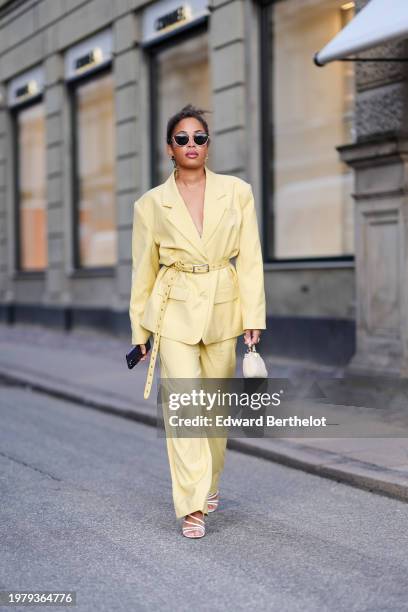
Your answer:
[129,104,266,538]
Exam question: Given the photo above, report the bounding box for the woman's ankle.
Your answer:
[185,510,203,518]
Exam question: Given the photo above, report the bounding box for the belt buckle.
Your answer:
[192,263,209,273]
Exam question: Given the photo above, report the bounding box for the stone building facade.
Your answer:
[1,0,400,372]
[337,0,408,375]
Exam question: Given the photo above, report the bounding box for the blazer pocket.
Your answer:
[214,284,239,304]
[157,284,188,301]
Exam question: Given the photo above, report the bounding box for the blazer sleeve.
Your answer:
[235,183,267,331]
[129,197,160,345]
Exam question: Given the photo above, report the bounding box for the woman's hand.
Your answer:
[243,329,261,346]
[138,344,148,362]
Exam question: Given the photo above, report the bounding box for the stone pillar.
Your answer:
[337,0,408,375]
[112,11,142,323]
[0,82,10,319]
[44,53,69,311]
[209,0,261,188]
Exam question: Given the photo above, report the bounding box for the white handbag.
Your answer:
[242,343,268,378]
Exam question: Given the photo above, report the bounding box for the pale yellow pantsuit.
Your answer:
[129,165,267,521]
[159,335,237,519]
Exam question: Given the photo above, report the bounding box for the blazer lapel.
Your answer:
[201,166,229,248]
[161,164,228,260]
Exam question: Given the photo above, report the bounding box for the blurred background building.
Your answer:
[0,0,404,373]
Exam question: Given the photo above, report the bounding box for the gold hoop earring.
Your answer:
[171,156,179,178]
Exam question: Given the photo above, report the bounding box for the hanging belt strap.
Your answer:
[143,258,231,399]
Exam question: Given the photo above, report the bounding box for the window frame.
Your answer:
[146,18,209,188]
[67,63,116,274]
[11,95,47,277]
[258,0,355,265]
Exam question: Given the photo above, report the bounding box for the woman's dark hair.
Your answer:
[166,103,211,145]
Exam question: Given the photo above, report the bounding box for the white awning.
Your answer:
[314,0,408,66]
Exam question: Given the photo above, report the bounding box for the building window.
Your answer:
[261,0,355,261]
[15,102,47,271]
[149,23,211,185]
[71,70,116,268]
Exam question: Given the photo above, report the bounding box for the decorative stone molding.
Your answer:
[338,135,408,376]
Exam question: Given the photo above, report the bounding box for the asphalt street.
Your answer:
[1,378,408,612]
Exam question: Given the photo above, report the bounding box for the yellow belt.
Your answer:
[143,258,231,399]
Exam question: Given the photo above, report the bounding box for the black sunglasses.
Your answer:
[172,131,209,146]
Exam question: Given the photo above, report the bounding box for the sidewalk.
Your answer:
[1,323,408,503]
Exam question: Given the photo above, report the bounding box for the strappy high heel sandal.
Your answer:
[207,490,219,513]
[182,513,206,538]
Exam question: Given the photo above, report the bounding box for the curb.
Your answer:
[1,365,407,505]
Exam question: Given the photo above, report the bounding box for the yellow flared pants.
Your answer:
[158,335,237,519]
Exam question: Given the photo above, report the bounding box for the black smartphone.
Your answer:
[126,338,151,369]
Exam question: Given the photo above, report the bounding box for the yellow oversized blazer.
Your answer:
[129,164,266,346]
